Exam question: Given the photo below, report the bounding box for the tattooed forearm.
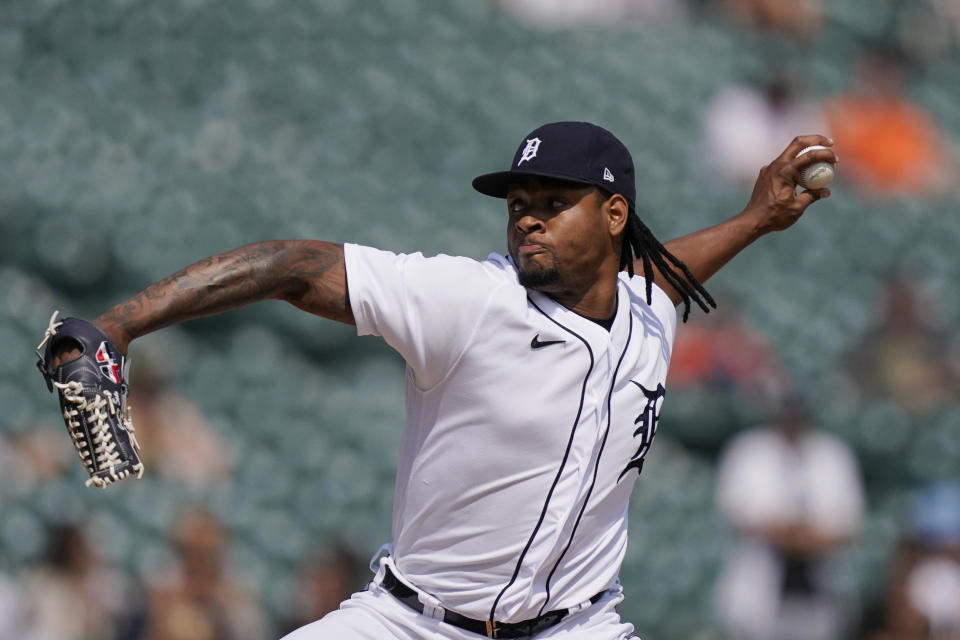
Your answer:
[95,240,353,352]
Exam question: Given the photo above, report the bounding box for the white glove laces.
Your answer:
[36,310,64,352]
[54,380,143,488]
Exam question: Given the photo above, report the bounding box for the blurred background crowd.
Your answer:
[1,0,959,638]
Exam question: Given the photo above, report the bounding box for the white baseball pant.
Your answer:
[281,558,639,640]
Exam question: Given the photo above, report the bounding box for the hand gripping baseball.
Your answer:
[742,134,837,234]
[36,311,144,488]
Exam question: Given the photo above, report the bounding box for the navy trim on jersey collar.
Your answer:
[491,282,633,619]
[490,297,596,624]
[527,282,631,355]
[538,306,634,615]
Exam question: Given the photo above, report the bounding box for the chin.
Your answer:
[518,267,561,290]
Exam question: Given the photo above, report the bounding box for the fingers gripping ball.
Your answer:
[796,145,837,190]
[36,311,144,488]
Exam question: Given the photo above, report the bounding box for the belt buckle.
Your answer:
[485,620,500,638]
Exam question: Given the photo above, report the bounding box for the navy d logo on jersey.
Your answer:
[618,382,665,481]
[517,137,541,165]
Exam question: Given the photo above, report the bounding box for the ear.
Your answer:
[605,194,629,237]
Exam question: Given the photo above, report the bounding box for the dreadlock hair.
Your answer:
[604,190,716,322]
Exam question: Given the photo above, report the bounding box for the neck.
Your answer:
[543,273,619,319]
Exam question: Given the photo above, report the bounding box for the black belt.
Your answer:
[381,566,605,638]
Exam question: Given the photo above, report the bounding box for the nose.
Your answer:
[514,214,545,236]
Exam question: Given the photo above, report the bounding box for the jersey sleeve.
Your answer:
[343,244,500,389]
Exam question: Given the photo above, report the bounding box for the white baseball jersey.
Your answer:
[344,243,677,624]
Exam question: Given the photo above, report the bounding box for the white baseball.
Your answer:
[796,145,836,190]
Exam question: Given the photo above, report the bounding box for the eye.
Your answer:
[551,199,567,208]
[508,199,526,213]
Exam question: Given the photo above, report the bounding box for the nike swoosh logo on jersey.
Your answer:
[530,334,566,349]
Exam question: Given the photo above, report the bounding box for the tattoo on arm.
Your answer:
[275,241,354,324]
[96,240,354,351]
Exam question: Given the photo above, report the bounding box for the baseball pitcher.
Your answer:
[37,122,837,639]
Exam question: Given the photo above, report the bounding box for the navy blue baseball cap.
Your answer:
[472,121,636,210]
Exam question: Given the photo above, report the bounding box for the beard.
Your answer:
[513,243,562,290]
[518,264,561,290]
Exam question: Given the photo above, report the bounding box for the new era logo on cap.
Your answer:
[472,121,636,210]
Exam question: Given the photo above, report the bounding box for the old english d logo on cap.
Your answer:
[472,121,636,210]
[518,138,541,165]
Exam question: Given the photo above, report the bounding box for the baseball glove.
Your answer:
[36,311,144,488]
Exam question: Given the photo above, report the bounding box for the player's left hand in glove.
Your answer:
[36,311,144,488]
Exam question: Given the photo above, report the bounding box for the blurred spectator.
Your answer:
[279,544,366,635]
[489,0,687,28]
[128,363,234,488]
[18,521,144,640]
[825,48,955,198]
[903,482,960,637]
[141,508,267,640]
[714,393,865,640]
[844,276,960,415]
[702,73,831,187]
[0,570,24,640]
[710,0,823,40]
[0,426,74,486]
[668,302,784,405]
[862,481,960,640]
[895,1,958,63]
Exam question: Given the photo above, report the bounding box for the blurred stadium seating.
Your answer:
[2,0,958,637]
